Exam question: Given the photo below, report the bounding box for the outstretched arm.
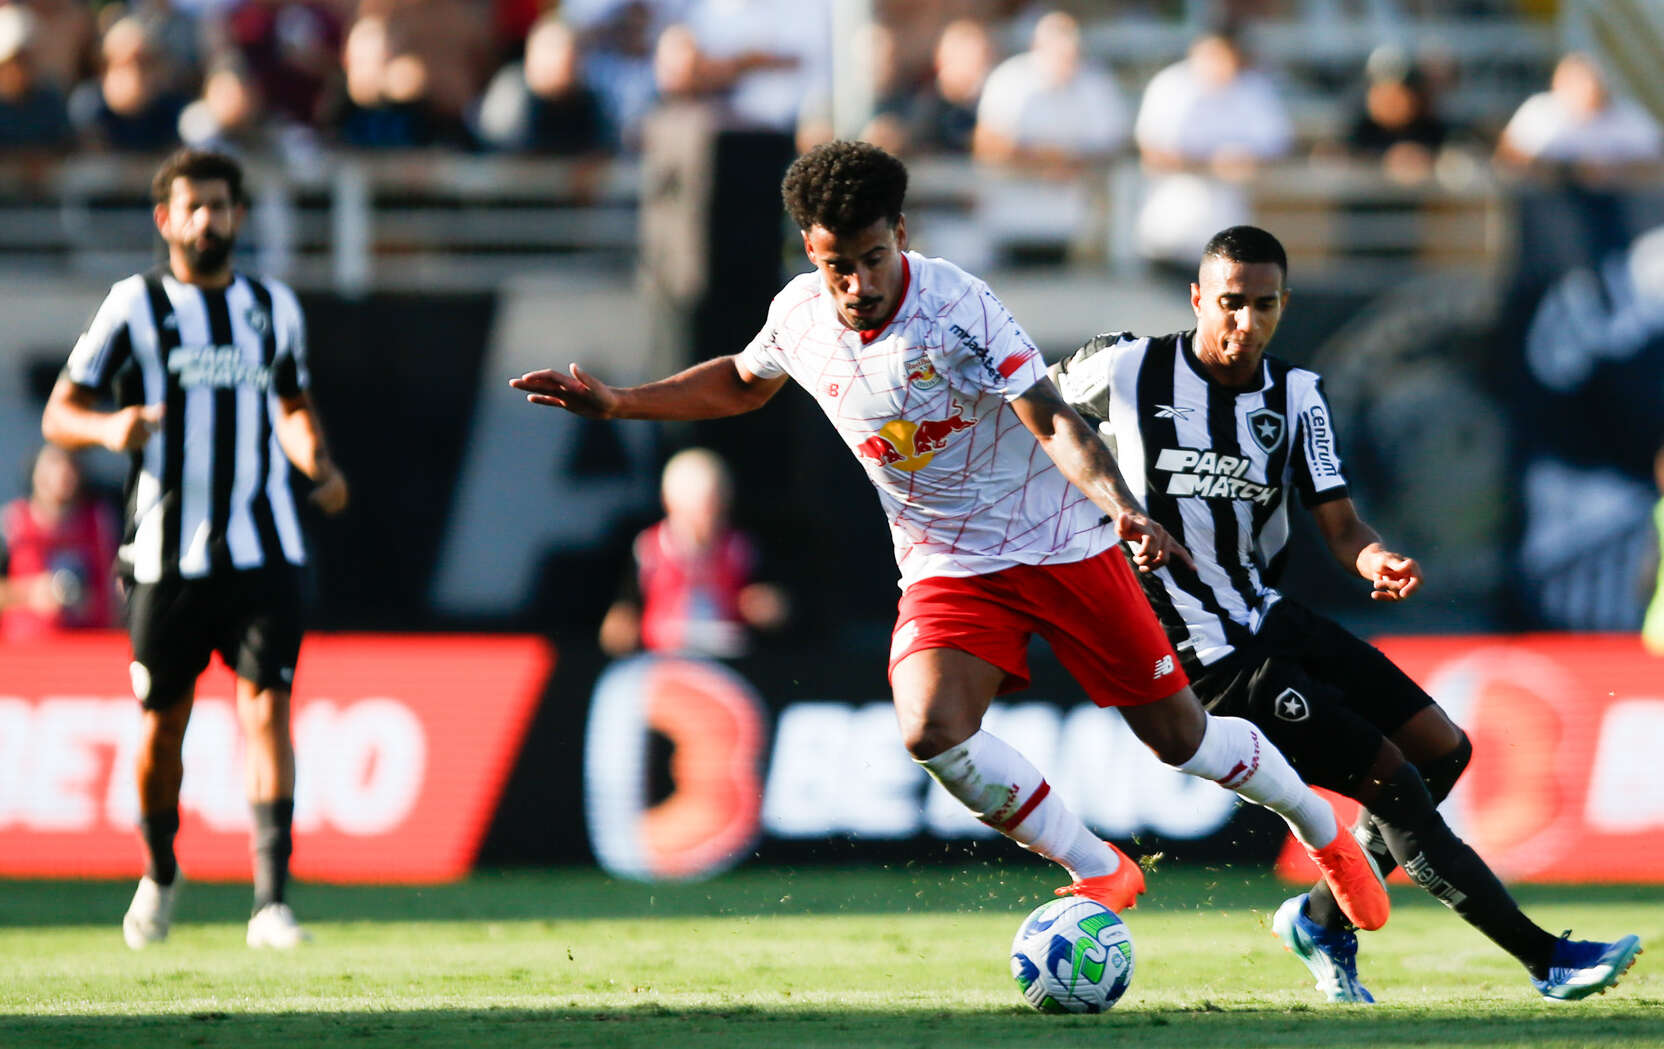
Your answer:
[511,356,787,421]
[1013,377,1192,573]
[1310,497,1421,601]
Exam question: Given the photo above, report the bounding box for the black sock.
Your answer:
[251,798,294,912]
[140,809,180,886]
[1306,735,1474,929]
[1355,765,1558,978]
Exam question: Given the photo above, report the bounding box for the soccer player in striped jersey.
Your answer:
[41,148,349,951]
[514,141,1390,932]
[1053,224,1641,1001]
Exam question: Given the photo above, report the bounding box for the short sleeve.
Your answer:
[64,278,142,391]
[735,296,790,381]
[268,281,310,398]
[1290,374,1348,503]
[937,280,1044,401]
[1050,333,1126,422]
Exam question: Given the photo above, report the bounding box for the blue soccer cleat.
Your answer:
[1273,893,1375,1004]
[1532,933,1642,1001]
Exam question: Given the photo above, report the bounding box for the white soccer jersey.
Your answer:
[737,252,1114,590]
[1053,330,1348,671]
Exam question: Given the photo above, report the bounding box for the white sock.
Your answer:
[919,730,1117,881]
[1175,714,1338,848]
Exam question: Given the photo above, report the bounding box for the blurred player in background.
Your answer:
[0,443,120,639]
[514,140,1389,930]
[600,445,788,658]
[1644,443,1664,657]
[41,147,349,951]
[1052,223,1642,1002]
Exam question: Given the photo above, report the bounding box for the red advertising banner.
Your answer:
[0,633,551,883]
[1277,634,1664,884]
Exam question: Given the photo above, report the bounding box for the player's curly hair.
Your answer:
[151,148,247,206]
[1201,225,1288,280]
[781,140,908,235]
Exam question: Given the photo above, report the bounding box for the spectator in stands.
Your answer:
[1495,51,1661,175]
[0,445,120,642]
[909,17,995,156]
[473,13,609,155]
[600,447,788,660]
[127,0,205,99]
[1337,45,1450,184]
[0,5,73,153]
[368,0,494,137]
[795,19,913,155]
[177,58,273,156]
[1132,23,1292,271]
[20,0,100,93]
[562,0,687,152]
[69,14,191,151]
[972,9,1128,174]
[677,0,831,137]
[210,0,343,131]
[322,14,458,149]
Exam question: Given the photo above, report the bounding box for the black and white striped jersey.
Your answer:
[64,270,311,583]
[1052,329,1349,673]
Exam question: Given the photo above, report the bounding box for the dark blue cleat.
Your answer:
[1533,933,1642,1001]
[1273,893,1375,1004]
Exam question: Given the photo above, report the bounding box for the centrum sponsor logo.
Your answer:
[168,345,272,390]
[1302,404,1338,475]
[1152,447,1279,505]
[854,401,977,472]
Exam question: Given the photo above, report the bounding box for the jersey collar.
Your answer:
[1180,328,1270,392]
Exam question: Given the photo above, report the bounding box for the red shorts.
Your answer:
[888,548,1188,708]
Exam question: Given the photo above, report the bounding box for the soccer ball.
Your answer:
[1010,896,1135,1013]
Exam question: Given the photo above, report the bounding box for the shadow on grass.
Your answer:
[5,864,1662,929]
[2,1003,1659,1049]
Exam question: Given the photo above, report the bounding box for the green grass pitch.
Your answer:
[1,864,1657,1048]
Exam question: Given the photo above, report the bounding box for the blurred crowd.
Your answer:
[0,0,1658,177]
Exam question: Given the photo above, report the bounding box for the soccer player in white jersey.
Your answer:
[512,141,1388,928]
[1052,224,1641,1002]
[42,149,349,950]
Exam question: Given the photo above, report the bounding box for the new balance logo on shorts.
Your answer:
[1153,655,1175,680]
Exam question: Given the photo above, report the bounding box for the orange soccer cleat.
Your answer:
[1053,842,1147,913]
[1305,829,1390,931]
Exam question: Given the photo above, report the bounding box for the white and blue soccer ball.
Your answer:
[1010,896,1135,1013]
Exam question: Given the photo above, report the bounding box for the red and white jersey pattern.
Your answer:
[737,251,1113,589]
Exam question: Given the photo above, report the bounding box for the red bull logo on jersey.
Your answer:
[854,402,977,472]
[904,356,943,390]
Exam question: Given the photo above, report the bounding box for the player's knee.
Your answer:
[1417,730,1472,804]
[897,716,977,761]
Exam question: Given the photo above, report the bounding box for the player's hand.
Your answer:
[1359,545,1421,601]
[309,464,349,515]
[511,363,618,418]
[1115,510,1194,573]
[105,404,164,452]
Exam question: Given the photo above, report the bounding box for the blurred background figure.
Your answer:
[970,9,1128,266]
[473,14,609,155]
[795,19,913,155]
[0,5,73,154]
[323,13,458,149]
[19,0,100,95]
[1132,23,1292,272]
[68,14,191,151]
[600,448,788,660]
[972,9,1128,175]
[1494,51,1662,174]
[370,0,494,141]
[561,0,689,153]
[1644,444,1664,658]
[0,445,120,642]
[678,0,830,137]
[909,16,994,156]
[177,58,272,155]
[209,0,343,136]
[1337,44,1451,183]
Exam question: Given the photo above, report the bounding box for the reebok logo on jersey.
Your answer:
[1273,688,1310,722]
[168,346,272,391]
[1153,447,1279,505]
[1154,403,1193,420]
[1153,654,1175,679]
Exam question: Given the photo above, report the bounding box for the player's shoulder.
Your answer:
[909,252,993,316]
[240,272,302,310]
[101,273,151,309]
[1265,353,1324,387]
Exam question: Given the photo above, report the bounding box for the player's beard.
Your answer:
[184,232,235,276]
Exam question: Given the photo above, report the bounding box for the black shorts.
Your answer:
[124,567,304,709]
[1187,600,1433,797]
